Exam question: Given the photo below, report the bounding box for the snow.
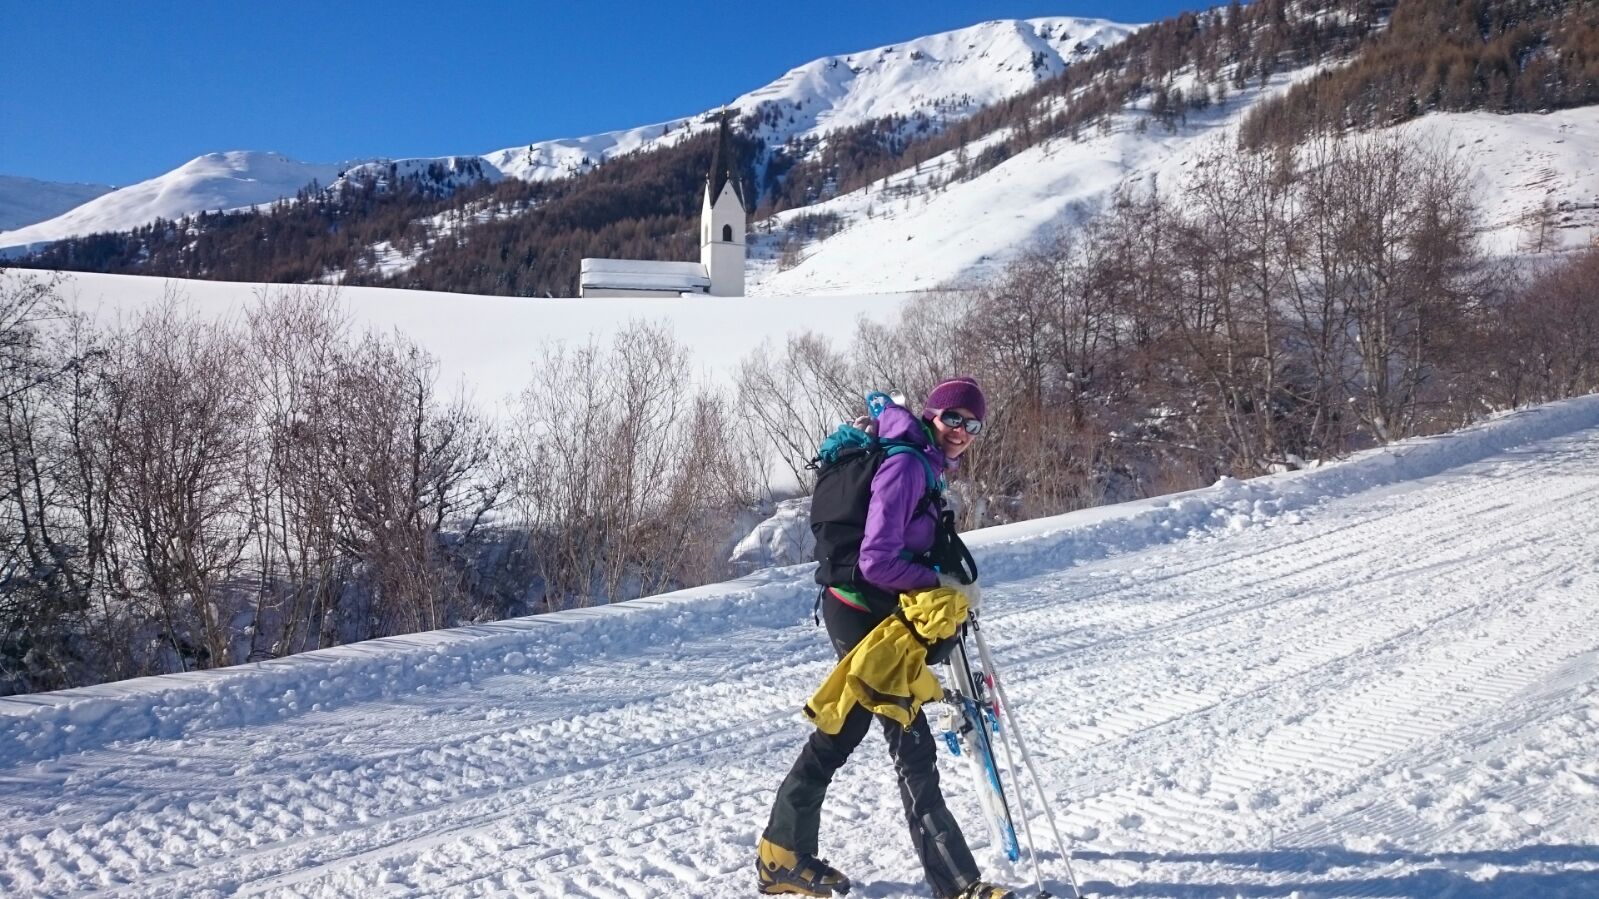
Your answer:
[45,270,918,416]
[729,497,814,570]
[579,258,710,292]
[3,390,1597,896]
[1,17,1136,258]
[480,17,1137,185]
[0,152,349,255]
[1397,109,1599,254]
[750,77,1599,296]
[0,174,113,232]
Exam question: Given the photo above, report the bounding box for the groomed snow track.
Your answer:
[4,398,1599,898]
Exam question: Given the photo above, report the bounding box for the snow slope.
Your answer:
[45,270,917,416]
[0,152,349,254]
[1409,109,1599,254]
[480,17,1135,183]
[749,83,1599,295]
[0,175,113,232]
[3,395,1597,897]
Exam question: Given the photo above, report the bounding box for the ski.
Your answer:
[940,633,1022,864]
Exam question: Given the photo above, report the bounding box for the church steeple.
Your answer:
[701,109,746,296]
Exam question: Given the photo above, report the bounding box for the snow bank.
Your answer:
[965,395,1599,581]
[0,568,815,767]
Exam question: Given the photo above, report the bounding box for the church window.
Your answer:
[722,224,733,242]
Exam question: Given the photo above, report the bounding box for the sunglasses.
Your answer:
[937,409,984,435]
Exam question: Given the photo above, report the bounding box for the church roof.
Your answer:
[580,258,710,291]
[707,111,746,210]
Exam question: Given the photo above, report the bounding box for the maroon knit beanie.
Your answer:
[923,376,987,422]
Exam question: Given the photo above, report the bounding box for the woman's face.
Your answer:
[931,407,981,459]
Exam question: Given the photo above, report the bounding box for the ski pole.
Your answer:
[972,618,1085,899]
[980,637,1049,897]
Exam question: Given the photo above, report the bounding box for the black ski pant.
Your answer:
[763,591,980,899]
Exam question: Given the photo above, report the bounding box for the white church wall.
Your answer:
[701,181,746,296]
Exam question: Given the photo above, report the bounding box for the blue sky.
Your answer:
[2,1,1213,187]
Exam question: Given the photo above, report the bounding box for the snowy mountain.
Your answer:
[0,151,348,254]
[0,17,1134,256]
[481,17,1136,182]
[0,174,113,231]
[747,85,1599,296]
[4,393,1596,896]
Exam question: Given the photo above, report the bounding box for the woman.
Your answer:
[758,377,1014,899]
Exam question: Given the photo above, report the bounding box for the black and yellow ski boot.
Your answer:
[756,837,852,896]
[950,882,1018,899]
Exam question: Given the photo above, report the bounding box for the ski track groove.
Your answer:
[989,439,1599,886]
[0,644,818,897]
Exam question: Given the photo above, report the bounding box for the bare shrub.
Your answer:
[0,271,110,691]
[1480,247,1599,407]
[851,291,973,397]
[943,238,1120,523]
[239,286,351,657]
[1280,134,1484,444]
[324,332,500,639]
[508,321,758,610]
[1175,144,1299,471]
[98,297,255,672]
[734,331,860,490]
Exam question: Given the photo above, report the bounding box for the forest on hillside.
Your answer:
[1241,0,1599,146]
[4,129,1597,695]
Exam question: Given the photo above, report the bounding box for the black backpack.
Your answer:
[808,421,941,601]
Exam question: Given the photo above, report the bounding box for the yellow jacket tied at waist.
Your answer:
[804,585,969,734]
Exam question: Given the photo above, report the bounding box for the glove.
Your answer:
[937,572,981,617]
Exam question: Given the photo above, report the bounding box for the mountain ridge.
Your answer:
[0,16,1134,254]
[0,152,349,254]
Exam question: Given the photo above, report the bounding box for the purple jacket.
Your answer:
[857,405,949,594]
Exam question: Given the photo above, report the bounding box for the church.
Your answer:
[578,115,747,297]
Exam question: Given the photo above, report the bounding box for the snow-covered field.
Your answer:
[4,395,1597,898]
[47,270,917,417]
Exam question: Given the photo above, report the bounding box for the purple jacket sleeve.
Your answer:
[858,452,941,593]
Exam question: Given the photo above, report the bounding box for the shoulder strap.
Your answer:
[929,509,978,584]
[878,442,946,568]
[880,441,939,493]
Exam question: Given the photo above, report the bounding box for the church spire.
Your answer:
[706,109,744,211]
